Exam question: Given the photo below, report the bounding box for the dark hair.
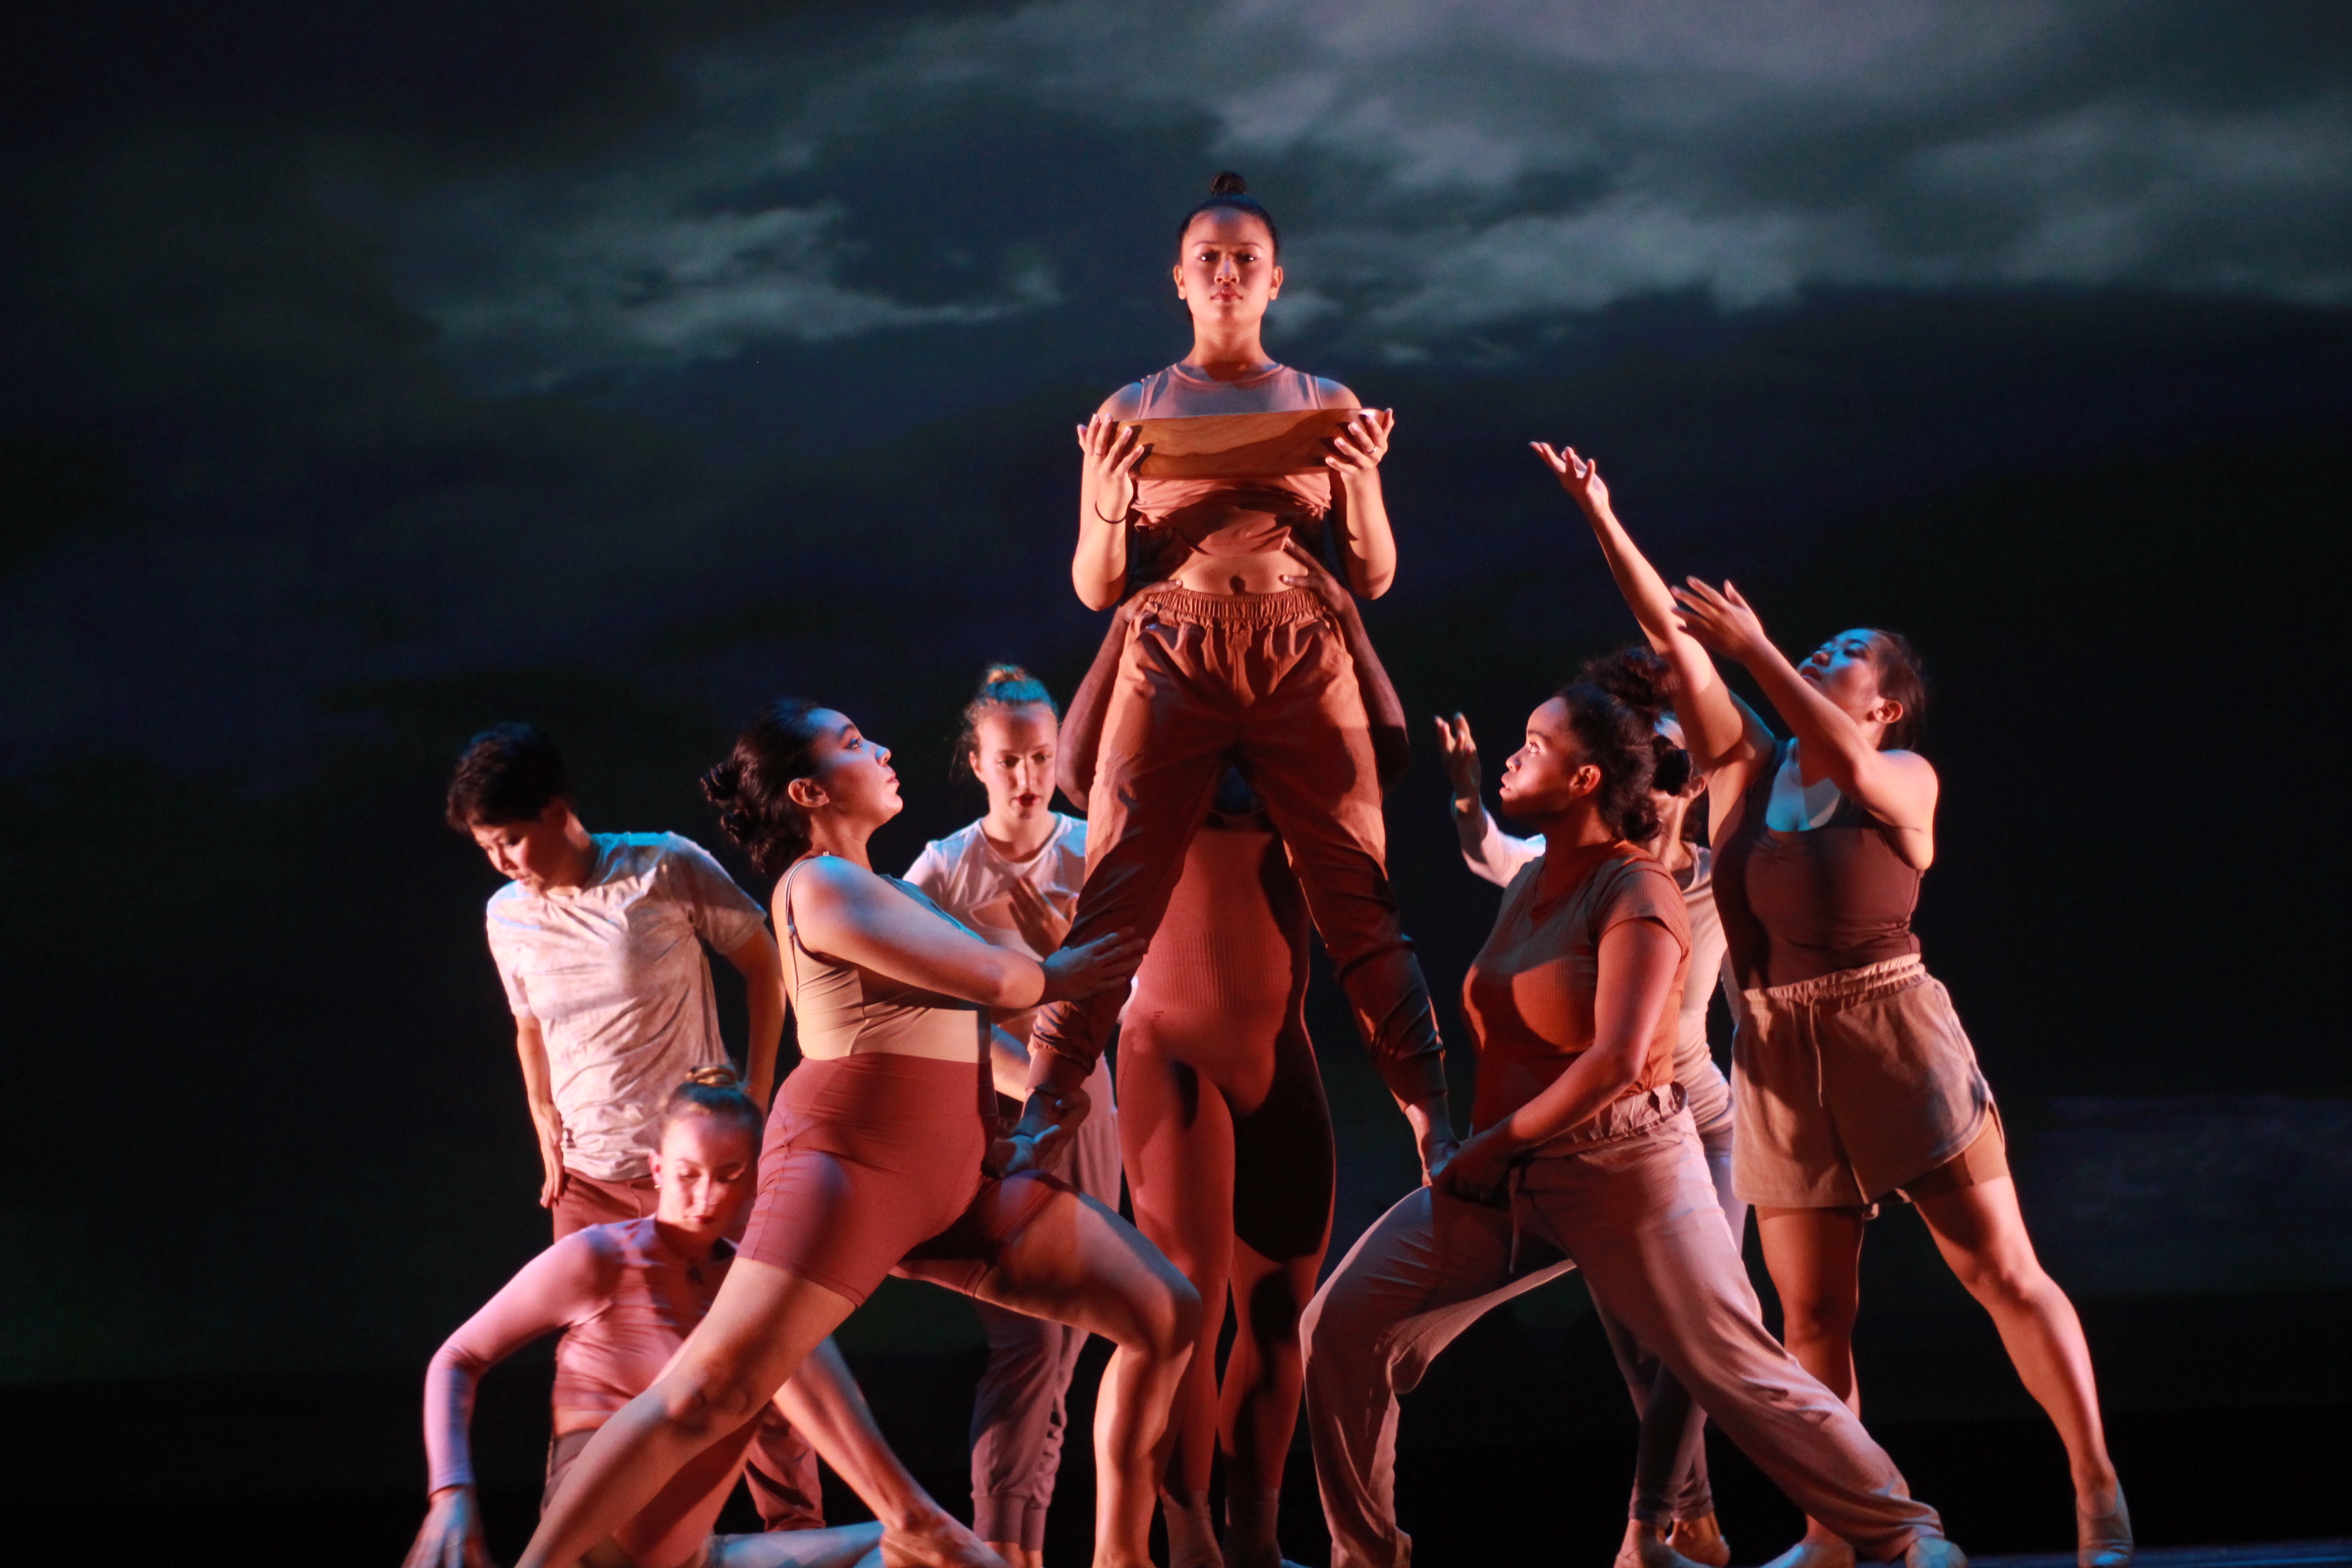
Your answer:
[661,1064,764,1147]
[1177,171,1280,259]
[1650,734,1695,798]
[446,722,570,831]
[1552,682,1661,843]
[1863,630,1927,751]
[1578,645,1678,726]
[702,698,828,879]
[953,663,1058,782]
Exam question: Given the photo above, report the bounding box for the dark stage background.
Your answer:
[3,3,2349,1564]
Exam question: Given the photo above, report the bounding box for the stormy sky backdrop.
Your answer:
[3,0,2348,1476]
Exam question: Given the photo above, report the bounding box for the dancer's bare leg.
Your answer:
[974,1186,1203,1568]
[1220,1237,1323,1568]
[714,1524,887,1568]
[1756,1206,1868,1568]
[516,1261,858,1568]
[1912,1179,2120,1520]
[1124,1051,1237,1568]
[775,1338,1002,1568]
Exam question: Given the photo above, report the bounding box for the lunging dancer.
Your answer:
[1054,588,1381,1568]
[1434,648,1744,1568]
[407,1067,985,1568]
[1541,442,2128,1568]
[902,665,1123,1568]
[1301,685,1965,1568]
[514,701,1199,1568]
[1036,172,1456,1226]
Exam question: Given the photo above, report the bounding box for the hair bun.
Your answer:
[698,758,742,805]
[1650,736,1695,798]
[1209,171,1247,195]
[685,1064,743,1090]
[983,662,1034,685]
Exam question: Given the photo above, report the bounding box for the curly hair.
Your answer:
[953,663,1058,782]
[1576,645,1679,727]
[700,698,828,879]
[1553,682,1661,843]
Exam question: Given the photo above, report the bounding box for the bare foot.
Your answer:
[1617,1520,1712,1568]
[1671,1513,1733,1568]
[878,1509,1006,1568]
[1760,1527,1856,1568]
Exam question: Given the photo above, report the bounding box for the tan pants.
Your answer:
[1733,955,1993,1209]
[1301,1102,1942,1568]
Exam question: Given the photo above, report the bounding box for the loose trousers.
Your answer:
[1301,1107,1940,1568]
[1031,588,1445,1105]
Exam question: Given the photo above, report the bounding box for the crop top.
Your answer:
[1462,844,1690,1138]
[778,858,992,1064]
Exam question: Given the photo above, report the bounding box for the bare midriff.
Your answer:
[1172,546,1298,595]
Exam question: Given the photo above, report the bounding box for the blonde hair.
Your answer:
[954,662,1058,781]
[660,1064,763,1145]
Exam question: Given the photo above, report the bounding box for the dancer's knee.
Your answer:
[660,1362,770,1441]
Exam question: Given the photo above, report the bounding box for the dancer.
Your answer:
[514,700,1200,1568]
[448,723,787,1234]
[1037,171,1455,1185]
[902,665,1124,1568]
[1434,654,1745,1568]
[1539,441,2128,1568]
[1301,683,1965,1568]
[406,1066,983,1568]
[1056,601,1343,1568]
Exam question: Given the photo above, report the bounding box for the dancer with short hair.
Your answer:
[406,1066,985,1568]
[902,664,1122,1568]
[1540,440,2127,1568]
[1434,649,1745,1568]
[513,701,1200,1568]
[1037,171,1456,1186]
[1302,685,1966,1568]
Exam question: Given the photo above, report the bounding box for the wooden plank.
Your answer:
[1121,408,1369,478]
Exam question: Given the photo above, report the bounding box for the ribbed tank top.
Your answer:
[551,1217,730,1422]
[778,857,992,1064]
[1130,361,1337,567]
[1712,740,1923,990]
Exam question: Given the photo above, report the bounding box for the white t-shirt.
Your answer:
[485,832,770,1181]
[904,813,1087,1046]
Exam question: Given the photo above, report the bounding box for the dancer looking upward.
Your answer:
[515,701,1199,1568]
[1301,684,1965,1568]
[1435,654,1745,1568]
[903,666,1124,1568]
[407,1067,986,1568]
[448,723,787,1236]
[1040,171,1454,1187]
[1539,442,2127,1568]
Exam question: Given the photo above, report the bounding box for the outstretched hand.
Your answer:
[1530,442,1611,518]
[404,1486,500,1568]
[1670,578,1773,666]
[1326,408,1394,481]
[1038,926,1145,1003]
[1434,713,1482,805]
[989,1085,1093,1177]
[1077,412,1148,522]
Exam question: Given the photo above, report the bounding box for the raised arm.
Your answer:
[1671,581,1938,864]
[785,858,1141,1013]
[1073,387,1147,610]
[1530,444,1771,789]
[1435,712,1541,887]
[409,1235,615,1568]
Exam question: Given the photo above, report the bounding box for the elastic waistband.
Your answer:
[1133,586,1325,628]
[1523,1081,1686,1157]
[1746,953,1927,1009]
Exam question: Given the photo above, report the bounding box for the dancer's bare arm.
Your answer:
[1073,387,1147,610]
[785,858,1142,1011]
[1673,580,1939,864]
[1531,444,1772,794]
[719,931,787,1109]
[1435,713,1540,887]
[410,1235,617,1568]
[513,1017,566,1209]
[1321,387,1399,598]
[1440,917,1683,1202]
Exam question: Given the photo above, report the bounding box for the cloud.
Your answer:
[385,0,2352,384]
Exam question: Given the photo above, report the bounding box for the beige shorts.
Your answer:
[1731,954,1994,1209]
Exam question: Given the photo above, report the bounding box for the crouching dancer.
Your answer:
[1301,685,1965,1568]
[406,1067,988,1568]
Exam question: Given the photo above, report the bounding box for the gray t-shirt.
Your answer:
[485,832,769,1181]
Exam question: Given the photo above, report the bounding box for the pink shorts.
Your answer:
[739,1053,1065,1305]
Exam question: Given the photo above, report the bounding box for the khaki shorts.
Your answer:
[1731,955,1995,1209]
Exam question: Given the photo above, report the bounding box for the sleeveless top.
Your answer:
[1128,360,1339,579]
[551,1217,732,1423]
[1712,738,1923,990]
[778,857,993,1064]
[1462,844,1690,1135]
